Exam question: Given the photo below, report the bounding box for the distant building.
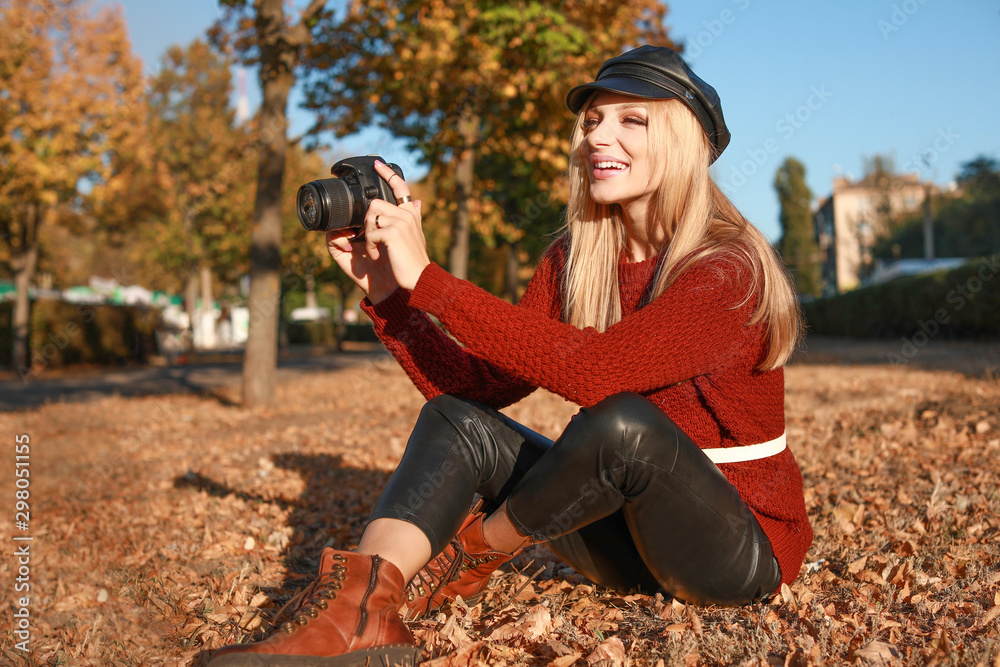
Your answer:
[813,173,931,294]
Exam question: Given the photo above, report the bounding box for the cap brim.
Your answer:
[566,77,680,114]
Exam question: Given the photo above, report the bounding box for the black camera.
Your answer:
[296,155,404,238]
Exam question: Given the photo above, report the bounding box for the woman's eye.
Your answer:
[583,117,599,129]
[624,116,647,126]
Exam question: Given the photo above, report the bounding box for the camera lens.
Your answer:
[299,188,318,226]
[296,179,353,232]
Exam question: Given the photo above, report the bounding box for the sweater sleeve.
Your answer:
[360,244,564,409]
[408,257,760,407]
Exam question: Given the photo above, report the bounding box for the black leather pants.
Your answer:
[368,392,782,606]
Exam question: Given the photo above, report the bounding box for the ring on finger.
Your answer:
[396,195,413,205]
[375,214,381,229]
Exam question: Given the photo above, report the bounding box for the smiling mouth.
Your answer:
[593,160,628,171]
[591,158,629,180]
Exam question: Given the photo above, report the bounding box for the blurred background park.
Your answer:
[4,4,1000,665]
[2,0,999,407]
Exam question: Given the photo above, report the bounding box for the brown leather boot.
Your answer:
[403,511,525,617]
[208,549,419,666]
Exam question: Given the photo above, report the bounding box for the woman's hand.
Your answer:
[325,160,428,303]
[362,160,430,291]
[326,228,399,304]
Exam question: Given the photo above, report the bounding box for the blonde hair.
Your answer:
[561,96,802,370]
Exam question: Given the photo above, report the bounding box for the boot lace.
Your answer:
[406,539,466,605]
[272,553,348,633]
[406,540,503,606]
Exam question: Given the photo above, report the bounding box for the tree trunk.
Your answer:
[241,0,295,407]
[183,209,198,337]
[923,184,934,260]
[305,273,317,309]
[200,263,215,349]
[448,108,478,281]
[11,246,38,375]
[504,240,519,303]
[11,203,39,375]
[185,270,199,338]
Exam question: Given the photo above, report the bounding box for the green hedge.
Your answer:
[1,299,160,371]
[286,321,378,346]
[802,255,1000,339]
[0,303,11,367]
[287,320,335,345]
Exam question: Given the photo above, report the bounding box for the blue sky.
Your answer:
[111,0,1000,242]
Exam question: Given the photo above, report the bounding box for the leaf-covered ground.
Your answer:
[1,343,998,666]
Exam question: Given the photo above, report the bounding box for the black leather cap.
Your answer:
[567,45,730,161]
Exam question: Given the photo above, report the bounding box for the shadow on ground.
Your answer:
[173,451,393,664]
[0,347,384,411]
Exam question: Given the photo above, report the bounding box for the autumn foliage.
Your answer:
[304,0,675,287]
[0,0,145,370]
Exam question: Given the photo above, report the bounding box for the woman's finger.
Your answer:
[373,160,414,207]
[365,207,387,240]
[364,222,382,260]
[326,230,356,254]
[365,198,409,236]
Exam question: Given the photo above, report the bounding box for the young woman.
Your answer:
[209,45,813,667]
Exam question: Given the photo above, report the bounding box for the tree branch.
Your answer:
[300,0,327,24]
[287,0,327,47]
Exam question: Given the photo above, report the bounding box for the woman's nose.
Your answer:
[587,119,614,147]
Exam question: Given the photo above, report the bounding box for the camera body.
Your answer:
[296,155,404,238]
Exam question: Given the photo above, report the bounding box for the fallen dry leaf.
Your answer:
[421,640,487,667]
[586,636,626,666]
[518,604,553,640]
[855,640,900,663]
[546,639,577,657]
[438,612,472,648]
[551,654,583,667]
[687,606,703,637]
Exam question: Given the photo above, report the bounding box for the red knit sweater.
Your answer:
[361,242,813,586]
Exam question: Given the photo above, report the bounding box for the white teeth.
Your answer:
[595,161,627,170]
